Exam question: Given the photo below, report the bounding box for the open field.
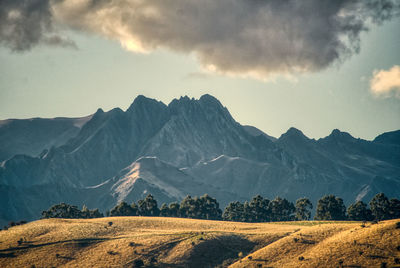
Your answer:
[0,217,399,267]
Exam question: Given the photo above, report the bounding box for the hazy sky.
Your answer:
[0,0,399,140]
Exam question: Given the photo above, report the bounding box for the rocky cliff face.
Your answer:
[0,94,399,225]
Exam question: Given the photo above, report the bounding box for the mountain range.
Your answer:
[1,94,399,225]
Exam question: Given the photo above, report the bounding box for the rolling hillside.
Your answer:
[0,217,399,267]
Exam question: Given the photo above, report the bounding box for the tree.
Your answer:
[314,195,346,220]
[88,209,103,218]
[41,203,83,219]
[269,197,295,222]
[388,198,400,219]
[223,201,245,222]
[247,195,270,222]
[81,205,104,218]
[131,202,139,215]
[110,202,137,216]
[369,193,390,221]
[138,194,159,216]
[347,201,372,221]
[159,203,169,217]
[295,198,313,221]
[198,194,222,220]
[179,195,197,218]
[168,202,180,217]
[242,201,253,222]
[178,194,222,220]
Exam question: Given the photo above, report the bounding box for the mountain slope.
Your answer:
[0,94,399,225]
[0,116,91,161]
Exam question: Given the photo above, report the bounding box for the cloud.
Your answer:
[0,0,76,51]
[1,0,399,79]
[184,72,213,80]
[370,65,400,98]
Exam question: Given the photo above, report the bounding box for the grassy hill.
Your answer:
[0,217,399,267]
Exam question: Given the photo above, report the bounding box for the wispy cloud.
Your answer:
[184,72,213,80]
[1,0,399,79]
[370,65,400,98]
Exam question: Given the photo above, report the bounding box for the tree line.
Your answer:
[41,192,400,222]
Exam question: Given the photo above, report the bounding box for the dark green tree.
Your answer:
[314,195,346,220]
[138,194,159,216]
[295,198,313,221]
[388,198,400,219]
[168,202,180,217]
[131,202,139,215]
[179,195,194,218]
[369,193,390,221]
[81,205,104,218]
[110,202,137,216]
[347,201,373,221]
[243,201,253,222]
[198,194,222,220]
[88,209,103,218]
[41,203,83,219]
[247,195,270,222]
[222,201,245,222]
[178,194,221,220]
[269,197,295,222]
[159,203,169,217]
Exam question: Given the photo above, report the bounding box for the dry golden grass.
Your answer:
[0,217,398,268]
[230,219,400,268]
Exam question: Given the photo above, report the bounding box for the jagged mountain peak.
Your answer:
[279,127,309,142]
[169,94,224,112]
[199,93,223,106]
[94,108,104,114]
[324,129,355,142]
[126,95,167,114]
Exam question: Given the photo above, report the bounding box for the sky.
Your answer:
[0,0,400,140]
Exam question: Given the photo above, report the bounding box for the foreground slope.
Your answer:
[0,217,304,268]
[231,219,400,268]
[0,217,399,268]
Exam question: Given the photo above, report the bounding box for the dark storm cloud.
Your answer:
[2,0,399,78]
[0,0,75,51]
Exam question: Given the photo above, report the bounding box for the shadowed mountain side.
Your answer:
[374,129,400,145]
[0,116,92,161]
[0,94,399,224]
[138,95,278,168]
[0,184,88,227]
[242,125,277,142]
[83,156,241,211]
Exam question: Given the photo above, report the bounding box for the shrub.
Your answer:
[133,259,144,267]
